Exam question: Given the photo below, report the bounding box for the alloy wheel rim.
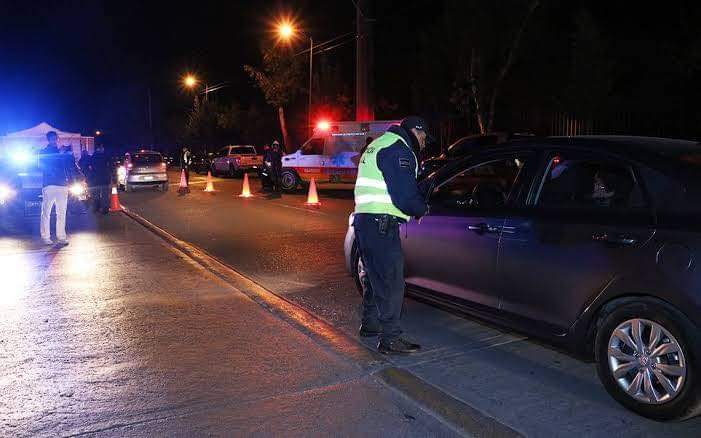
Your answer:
[608,318,686,404]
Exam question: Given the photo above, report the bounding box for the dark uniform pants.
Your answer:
[92,185,111,213]
[354,213,405,342]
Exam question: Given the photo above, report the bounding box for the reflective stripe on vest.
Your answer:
[353,131,417,221]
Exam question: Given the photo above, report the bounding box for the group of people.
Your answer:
[39,131,112,247]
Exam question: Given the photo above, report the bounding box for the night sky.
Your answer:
[0,1,360,144]
[2,1,700,148]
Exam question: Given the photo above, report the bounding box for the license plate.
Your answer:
[144,176,153,180]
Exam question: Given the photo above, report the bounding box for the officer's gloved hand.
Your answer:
[415,204,430,223]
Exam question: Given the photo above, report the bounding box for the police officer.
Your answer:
[353,116,430,354]
[269,140,283,194]
[181,146,192,184]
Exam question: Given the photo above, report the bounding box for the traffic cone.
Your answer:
[109,186,122,212]
[305,177,321,207]
[204,170,215,192]
[239,172,252,198]
[177,169,190,194]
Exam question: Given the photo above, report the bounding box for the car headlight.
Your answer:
[69,182,87,197]
[0,184,15,205]
[9,150,31,167]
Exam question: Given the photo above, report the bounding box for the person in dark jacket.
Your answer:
[180,146,192,184]
[38,131,79,246]
[353,116,430,354]
[78,150,91,176]
[89,145,113,214]
[259,143,273,192]
[268,140,283,195]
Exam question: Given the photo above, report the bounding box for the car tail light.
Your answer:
[161,162,167,169]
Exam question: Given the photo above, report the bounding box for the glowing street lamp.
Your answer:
[183,74,198,89]
[277,22,295,40]
[95,130,102,136]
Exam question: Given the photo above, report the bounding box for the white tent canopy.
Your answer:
[0,122,94,160]
[4,122,81,138]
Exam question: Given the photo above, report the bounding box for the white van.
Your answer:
[280,120,399,191]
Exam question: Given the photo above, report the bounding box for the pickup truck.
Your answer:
[210,145,263,177]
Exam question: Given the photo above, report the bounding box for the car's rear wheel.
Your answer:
[595,299,701,421]
[229,164,239,178]
[280,169,300,191]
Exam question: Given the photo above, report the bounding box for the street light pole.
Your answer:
[308,37,313,138]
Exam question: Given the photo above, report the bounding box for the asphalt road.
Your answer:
[119,171,701,437]
[0,212,455,437]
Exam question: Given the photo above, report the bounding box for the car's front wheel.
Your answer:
[595,298,701,421]
[280,169,300,191]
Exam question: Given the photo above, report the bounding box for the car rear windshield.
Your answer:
[132,154,162,165]
[231,146,256,155]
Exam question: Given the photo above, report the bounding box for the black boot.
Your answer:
[377,338,421,354]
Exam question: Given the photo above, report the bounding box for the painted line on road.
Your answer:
[119,207,523,437]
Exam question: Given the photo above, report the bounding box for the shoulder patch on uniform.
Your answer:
[399,157,412,168]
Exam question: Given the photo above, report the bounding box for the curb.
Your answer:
[120,207,521,437]
[376,367,522,438]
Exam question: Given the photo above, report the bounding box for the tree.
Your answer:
[445,0,540,134]
[244,46,304,152]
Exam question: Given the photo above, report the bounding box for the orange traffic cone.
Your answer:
[109,186,122,212]
[305,177,321,207]
[204,170,215,192]
[177,169,190,194]
[239,172,252,198]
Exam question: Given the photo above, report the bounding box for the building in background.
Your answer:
[0,122,94,160]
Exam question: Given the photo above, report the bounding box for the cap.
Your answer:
[400,116,434,142]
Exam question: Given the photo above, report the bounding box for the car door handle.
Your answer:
[592,232,637,246]
[467,223,500,234]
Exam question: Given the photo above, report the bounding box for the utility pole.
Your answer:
[355,0,374,121]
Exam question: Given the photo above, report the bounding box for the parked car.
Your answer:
[118,150,168,192]
[192,152,214,175]
[210,145,263,177]
[345,135,701,421]
[420,132,534,178]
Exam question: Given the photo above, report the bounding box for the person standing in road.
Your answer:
[89,144,113,214]
[78,149,91,176]
[38,131,79,246]
[181,146,192,185]
[353,117,430,354]
[270,140,283,195]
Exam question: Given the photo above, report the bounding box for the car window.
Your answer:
[231,146,256,155]
[536,154,646,210]
[302,138,324,155]
[132,154,162,165]
[216,148,228,157]
[431,155,528,211]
